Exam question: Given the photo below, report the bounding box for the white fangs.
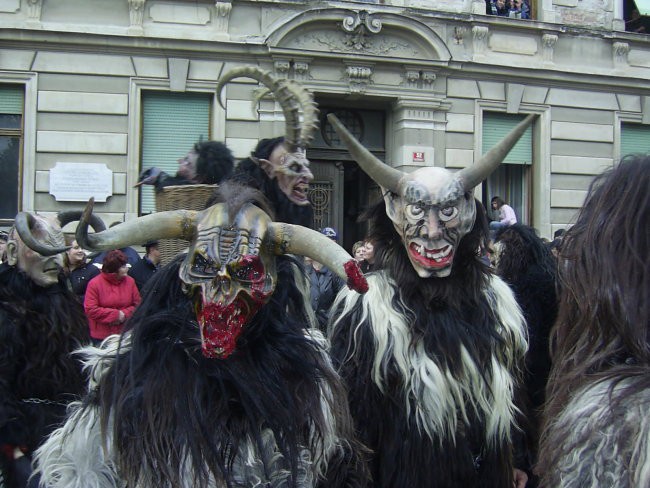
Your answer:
[415,244,451,261]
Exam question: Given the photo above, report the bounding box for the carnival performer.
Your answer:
[493,224,558,484]
[537,154,650,488]
[34,183,370,488]
[327,113,536,487]
[0,213,90,488]
[217,67,317,228]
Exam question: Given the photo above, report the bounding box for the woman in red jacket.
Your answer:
[84,250,141,346]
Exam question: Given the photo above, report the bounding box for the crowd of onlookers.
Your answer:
[487,0,531,19]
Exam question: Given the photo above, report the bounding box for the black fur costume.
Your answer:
[0,264,89,486]
[329,201,527,488]
[35,254,367,487]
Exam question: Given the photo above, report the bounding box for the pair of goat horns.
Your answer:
[327,113,537,192]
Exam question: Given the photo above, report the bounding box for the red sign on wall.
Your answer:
[412,151,425,163]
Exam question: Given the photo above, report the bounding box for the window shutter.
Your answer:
[140,92,211,214]
[0,85,24,114]
[620,123,650,158]
[482,113,532,165]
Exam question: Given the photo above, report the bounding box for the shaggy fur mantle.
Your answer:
[539,373,650,488]
[35,257,367,488]
[330,270,527,488]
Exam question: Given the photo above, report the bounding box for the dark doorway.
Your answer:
[308,104,385,254]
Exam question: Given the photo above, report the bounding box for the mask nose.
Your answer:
[420,210,443,240]
[211,267,232,299]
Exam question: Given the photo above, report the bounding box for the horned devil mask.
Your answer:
[217,67,319,206]
[33,197,368,359]
[327,113,536,278]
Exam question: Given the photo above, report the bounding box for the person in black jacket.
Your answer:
[128,240,161,292]
[63,239,100,303]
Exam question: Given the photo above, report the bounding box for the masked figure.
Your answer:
[218,68,317,227]
[34,184,369,488]
[537,155,650,488]
[327,113,535,487]
[0,213,92,488]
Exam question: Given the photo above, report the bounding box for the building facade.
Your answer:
[1,0,649,248]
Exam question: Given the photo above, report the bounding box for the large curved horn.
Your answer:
[267,223,368,294]
[459,114,537,190]
[76,198,199,251]
[327,113,403,193]
[284,80,319,149]
[14,212,69,256]
[217,67,302,151]
[57,210,106,233]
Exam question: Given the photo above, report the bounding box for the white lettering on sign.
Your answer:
[413,151,425,163]
[49,162,113,202]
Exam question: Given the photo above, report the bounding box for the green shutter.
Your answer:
[482,113,532,165]
[140,92,211,213]
[620,123,650,158]
[0,85,24,114]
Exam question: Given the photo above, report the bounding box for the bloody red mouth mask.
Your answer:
[180,205,277,359]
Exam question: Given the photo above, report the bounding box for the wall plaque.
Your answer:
[49,162,113,202]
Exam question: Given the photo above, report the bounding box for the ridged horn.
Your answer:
[267,223,368,294]
[284,80,319,149]
[459,114,537,190]
[14,212,69,256]
[216,67,303,152]
[327,113,403,193]
[75,198,199,251]
[57,210,106,233]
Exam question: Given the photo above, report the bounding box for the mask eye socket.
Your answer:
[405,203,425,220]
[190,252,218,278]
[230,255,265,283]
[439,206,458,222]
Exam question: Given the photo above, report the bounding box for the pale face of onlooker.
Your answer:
[363,241,375,265]
[117,263,129,279]
[147,245,161,266]
[66,240,86,268]
[354,245,365,261]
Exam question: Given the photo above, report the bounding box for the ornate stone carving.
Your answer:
[453,26,466,45]
[341,10,382,51]
[214,1,232,33]
[472,25,489,57]
[613,41,630,67]
[542,33,558,63]
[345,65,373,94]
[128,0,146,28]
[26,0,43,21]
[422,70,436,85]
[274,60,291,75]
[293,61,310,81]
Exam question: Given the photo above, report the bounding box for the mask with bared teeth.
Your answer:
[327,112,537,278]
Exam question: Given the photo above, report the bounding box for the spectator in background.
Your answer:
[0,231,7,263]
[362,239,376,272]
[63,239,100,303]
[489,196,517,240]
[84,250,141,347]
[128,240,161,292]
[305,228,344,331]
[352,240,365,262]
[136,140,234,191]
[488,0,509,16]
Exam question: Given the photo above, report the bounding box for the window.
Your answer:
[481,112,533,225]
[620,122,650,158]
[139,91,212,214]
[0,85,24,223]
